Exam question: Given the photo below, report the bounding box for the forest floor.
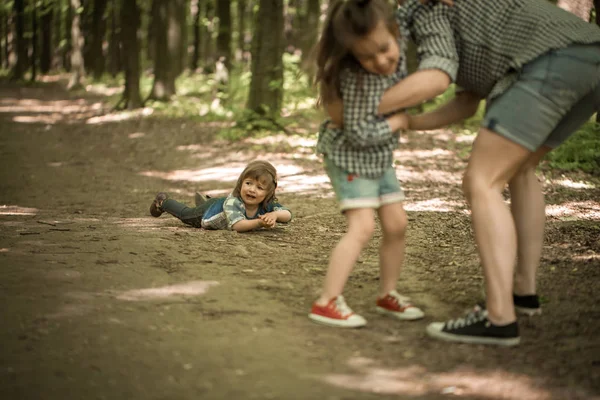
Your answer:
[0,78,599,400]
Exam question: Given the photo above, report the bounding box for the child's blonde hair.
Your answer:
[314,0,400,104]
[232,160,278,207]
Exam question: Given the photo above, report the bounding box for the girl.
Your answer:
[149,160,292,232]
[309,0,424,328]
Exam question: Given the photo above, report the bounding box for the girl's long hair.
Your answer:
[232,160,278,207]
[314,0,399,105]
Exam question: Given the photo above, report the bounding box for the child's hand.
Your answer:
[387,112,410,132]
[259,213,277,229]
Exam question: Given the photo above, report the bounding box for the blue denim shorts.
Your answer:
[324,158,405,211]
[483,44,600,151]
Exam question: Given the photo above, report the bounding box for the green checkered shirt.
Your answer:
[398,0,600,100]
[316,15,407,179]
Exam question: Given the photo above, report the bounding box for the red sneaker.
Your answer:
[309,295,367,328]
[376,290,424,320]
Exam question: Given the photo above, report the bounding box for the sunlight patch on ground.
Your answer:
[129,132,146,139]
[322,356,552,399]
[0,98,89,113]
[546,201,600,220]
[552,178,596,189]
[395,148,453,160]
[86,107,153,124]
[243,134,317,148]
[116,280,219,301]
[0,248,9,253]
[573,253,600,262]
[404,198,465,212]
[0,205,38,216]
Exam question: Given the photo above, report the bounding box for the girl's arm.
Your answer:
[271,209,292,223]
[231,218,267,233]
[408,91,481,130]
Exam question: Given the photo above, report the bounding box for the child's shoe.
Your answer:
[309,295,366,328]
[376,290,424,320]
[149,192,169,217]
[513,293,542,316]
[426,305,520,347]
[195,192,207,206]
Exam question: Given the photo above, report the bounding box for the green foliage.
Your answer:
[545,120,600,174]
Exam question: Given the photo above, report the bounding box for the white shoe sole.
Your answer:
[375,306,424,321]
[426,323,520,347]
[308,313,367,328]
[515,306,542,316]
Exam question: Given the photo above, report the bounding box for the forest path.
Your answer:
[0,80,599,400]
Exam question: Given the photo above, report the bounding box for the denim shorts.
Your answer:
[324,158,405,211]
[483,44,600,151]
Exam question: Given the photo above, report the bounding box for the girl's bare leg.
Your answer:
[316,208,375,305]
[377,202,408,297]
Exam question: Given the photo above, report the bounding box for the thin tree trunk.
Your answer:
[216,0,231,71]
[11,0,27,80]
[89,0,108,79]
[31,1,38,81]
[235,0,246,62]
[120,0,142,109]
[201,0,215,72]
[190,0,202,71]
[68,0,85,89]
[64,0,72,71]
[595,0,600,122]
[301,0,319,63]
[40,0,53,73]
[107,0,120,77]
[247,0,284,115]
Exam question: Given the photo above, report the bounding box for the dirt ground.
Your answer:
[0,78,599,400]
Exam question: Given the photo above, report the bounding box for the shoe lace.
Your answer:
[387,290,412,307]
[334,296,353,317]
[445,305,487,330]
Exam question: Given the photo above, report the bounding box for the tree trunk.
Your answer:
[10,0,27,80]
[556,0,594,21]
[40,0,53,74]
[595,0,600,123]
[107,0,120,77]
[63,0,72,71]
[201,0,215,72]
[120,0,142,109]
[247,0,284,115]
[68,0,85,90]
[149,0,187,100]
[300,0,319,62]
[236,0,246,62]
[216,0,231,71]
[190,0,202,71]
[31,1,38,81]
[85,0,108,79]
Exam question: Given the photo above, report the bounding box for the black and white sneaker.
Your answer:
[426,305,520,347]
[513,294,542,316]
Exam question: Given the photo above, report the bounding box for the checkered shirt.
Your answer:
[397,0,600,100]
[316,14,408,179]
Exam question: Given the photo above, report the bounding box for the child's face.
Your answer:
[240,177,270,208]
[350,21,400,76]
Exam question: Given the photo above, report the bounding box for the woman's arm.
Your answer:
[325,99,409,133]
[408,91,481,130]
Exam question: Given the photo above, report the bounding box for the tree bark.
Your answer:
[84,0,108,79]
[149,0,187,100]
[201,0,216,71]
[300,0,319,62]
[63,0,73,71]
[107,0,120,77]
[10,0,27,80]
[247,0,284,115]
[31,1,38,81]
[40,0,54,74]
[216,0,231,71]
[236,0,246,61]
[68,0,85,89]
[120,0,142,109]
[190,0,201,71]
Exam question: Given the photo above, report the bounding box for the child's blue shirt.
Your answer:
[200,194,291,230]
